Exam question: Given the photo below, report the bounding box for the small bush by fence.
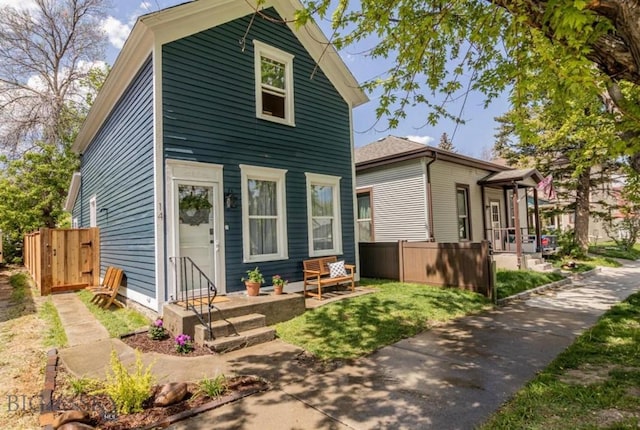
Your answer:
[359,240,494,298]
[24,228,100,295]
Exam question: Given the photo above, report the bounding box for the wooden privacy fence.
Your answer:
[24,228,100,295]
[359,240,494,298]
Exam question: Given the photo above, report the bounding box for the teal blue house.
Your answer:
[64,0,367,312]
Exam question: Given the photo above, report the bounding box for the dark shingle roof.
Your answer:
[354,136,426,164]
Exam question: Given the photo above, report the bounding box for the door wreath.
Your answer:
[179,191,212,226]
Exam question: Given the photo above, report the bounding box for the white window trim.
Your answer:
[89,195,97,227]
[306,172,342,257]
[240,164,288,263]
[253,40,295,127]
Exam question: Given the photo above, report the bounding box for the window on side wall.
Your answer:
[456,185,471,241]
[357,189,374,242]
[253,40,295,126]
[240,165,288,262]
[306,173,342,256]
[89,195,97,227]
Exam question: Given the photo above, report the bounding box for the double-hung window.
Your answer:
[306,173,342,256]
[253,40,295,126]
[356,189,374,242]
[240,165,288,262]
[456,185,471,241]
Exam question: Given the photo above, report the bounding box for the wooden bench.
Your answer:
[303,256,355,300]
[86,266,125,309]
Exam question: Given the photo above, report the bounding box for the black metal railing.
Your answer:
[169,256,218,340]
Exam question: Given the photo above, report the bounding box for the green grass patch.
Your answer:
[9,272,29,302]
[480,292,640,430]
[76,290,149,337]
[550,255,621,273]
[39,299,68,348]
[496,270,565,300]
[589,244,640,261]
[275,280,490,360]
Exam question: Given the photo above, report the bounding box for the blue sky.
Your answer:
[3,0,511,157]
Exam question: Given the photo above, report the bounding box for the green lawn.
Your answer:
[496,270,565,300]
[480,291,640,429]
[275,279,490,360]
[550,255,622,273]
[589,243,640,260]
[76,290,149,337]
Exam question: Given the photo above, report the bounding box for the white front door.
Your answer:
[490,201,503,251]
[177,183,216,292]
[166,160,225,300]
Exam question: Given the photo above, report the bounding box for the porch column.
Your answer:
[513,183,522,269]
[533,187,542,252]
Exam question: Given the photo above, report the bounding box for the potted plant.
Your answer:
[271,275,286,295]
[241,267,264,296]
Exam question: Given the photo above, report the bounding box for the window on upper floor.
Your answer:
[456,185,471,241]
[306,173,342,256]
[253,40,295,126]
[357,189,374,242]
[240,164,288,262]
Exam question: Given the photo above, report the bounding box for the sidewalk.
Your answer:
[57,261,640,429]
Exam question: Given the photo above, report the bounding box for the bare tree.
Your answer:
[437,132,456,152]
[0,0,108,153]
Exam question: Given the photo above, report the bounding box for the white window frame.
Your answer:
[456,185,471,241]
[240,164,288,263]
[306,173,342,257]
[253,40,295,127]
[89,195,97,227]
[72,217,79,229]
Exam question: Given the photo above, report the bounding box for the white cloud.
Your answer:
[406,135,434,145]
[139,1,153,10]
[0,0,36,8]
[101,16,131,49]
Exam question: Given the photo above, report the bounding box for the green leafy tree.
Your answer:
[294,0,640,170]
[494,88,622,255]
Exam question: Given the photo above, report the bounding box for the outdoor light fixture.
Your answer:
[224,190,237,209]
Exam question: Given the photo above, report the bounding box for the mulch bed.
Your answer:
[53,365,268,430]
[120,331,214,357]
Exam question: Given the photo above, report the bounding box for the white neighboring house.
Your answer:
[355,136,546,267]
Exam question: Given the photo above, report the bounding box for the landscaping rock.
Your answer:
[154,382,188,407]
[57,422,95,430]
[53,410,90,429]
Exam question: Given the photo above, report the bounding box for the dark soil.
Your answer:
[121,331,214,357]
[54,366,268,430]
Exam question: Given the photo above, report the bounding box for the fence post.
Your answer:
[398,240,405,282]
[40,228,50,295]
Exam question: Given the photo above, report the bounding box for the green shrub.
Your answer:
[195,374,227,398]
[101,349,155,414]
[68,376,101,396]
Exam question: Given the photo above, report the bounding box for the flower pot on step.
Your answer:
[245,281,261,296]
[273,285,284,295]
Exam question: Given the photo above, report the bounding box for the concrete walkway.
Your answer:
[57,261,640,429]
[51,294,109,346]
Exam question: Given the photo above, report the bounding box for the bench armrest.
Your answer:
[304,269,321,275]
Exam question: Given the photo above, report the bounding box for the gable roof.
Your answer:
[355,135,510,172]
[478,168,544,188]
[73,0,368,153]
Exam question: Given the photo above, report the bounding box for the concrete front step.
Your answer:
[194,313,266,344]
[203,326,276,354]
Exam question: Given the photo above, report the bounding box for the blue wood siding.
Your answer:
[163,9,355,292]
[74,57,156,298]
